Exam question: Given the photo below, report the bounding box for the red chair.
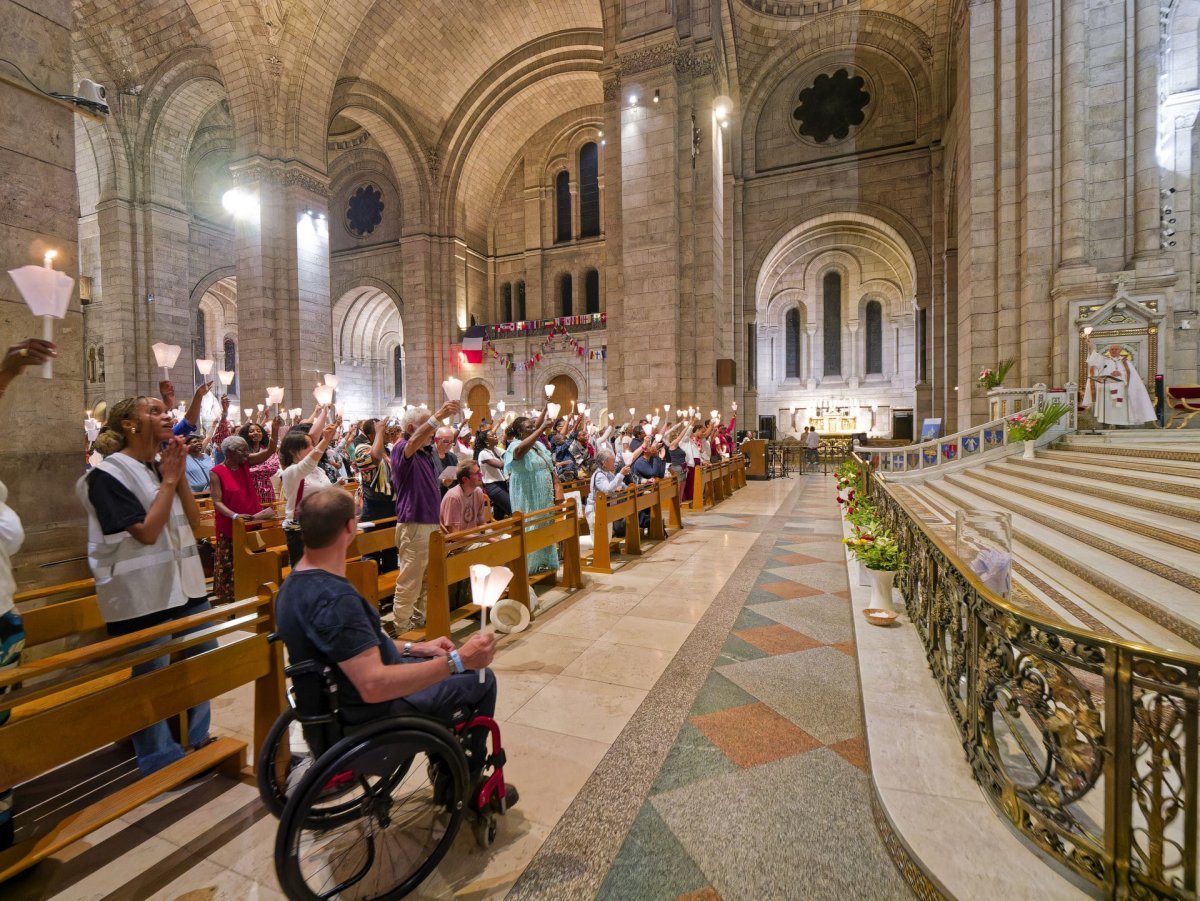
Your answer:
[1165,385,1200,429]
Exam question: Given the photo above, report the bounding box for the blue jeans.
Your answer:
[0,610,24,846]
[120,601,219,775]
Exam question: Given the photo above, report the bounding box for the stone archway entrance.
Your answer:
[546,374,579,412]
[467,383,490,432]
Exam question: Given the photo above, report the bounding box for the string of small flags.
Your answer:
[485,325,607,372]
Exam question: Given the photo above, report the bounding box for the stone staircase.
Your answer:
[891,433,1200,655]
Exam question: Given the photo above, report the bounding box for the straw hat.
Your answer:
[491,598,530,634]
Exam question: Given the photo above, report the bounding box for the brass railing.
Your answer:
[859,458,1200,898]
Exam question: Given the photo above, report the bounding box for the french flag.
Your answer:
[462,324,486,364]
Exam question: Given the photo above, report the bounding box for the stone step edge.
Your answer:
[928,479,1200,647]
[1056,441,1200,465]
[990,462,1200,523]
[942,473,1200,592]
[962,469,1200,553]
[913,483,1185,642]
[1042,450,1200,479]
[1005,457,1200,499]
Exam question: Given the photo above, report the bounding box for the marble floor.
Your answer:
[6,477,808,901]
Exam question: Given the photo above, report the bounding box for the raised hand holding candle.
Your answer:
[469,564,514,683]
[546,402,561,420]
[9,251,74,379]
[313,383,334,406]
[442,377,463,402]
[151,342,182,379]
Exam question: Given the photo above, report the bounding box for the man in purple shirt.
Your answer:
[389,399,460,632]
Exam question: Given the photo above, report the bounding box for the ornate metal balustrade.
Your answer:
[860,460,1200,898]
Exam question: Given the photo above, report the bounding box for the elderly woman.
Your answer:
[0,337,56,849]
[586,446,633,547]
[209,435,277,603]
[503,410,559,573]
[76,394,215,776]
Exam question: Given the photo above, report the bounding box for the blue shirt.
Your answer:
[185,454,213,492]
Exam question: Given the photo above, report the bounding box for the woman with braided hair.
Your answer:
[76,393,216,775]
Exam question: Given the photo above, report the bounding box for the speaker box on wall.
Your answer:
[715,358,736,387]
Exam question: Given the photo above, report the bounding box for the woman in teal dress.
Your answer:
[503,411,559,574]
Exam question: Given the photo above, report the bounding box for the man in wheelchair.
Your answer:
[274,488,517,811]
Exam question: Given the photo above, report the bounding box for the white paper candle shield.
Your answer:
[731,401,737,411]
[628,407,635,417]
[710,409,719,420]
[497,401,506,413]
[266,386,285,405]
[543,384,554,398]
[469,564,514,683]
[442,377,463,402]
[664,404,671,413]
[323,373,339,388]
[313,383,334,405]
[546,402,561,420]
[195,358,215,376]
[8,263,73,378]
[151,342,182,377]
[642,423,652,436]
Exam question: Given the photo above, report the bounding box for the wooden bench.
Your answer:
[583,484,641,574]
[689,462,716,512]
[657,472,684,531]
[522,498,584,590]
[1166,385,1200,429]
[232,517,289,602]
[425,514,532,640]
[0,586,284,881]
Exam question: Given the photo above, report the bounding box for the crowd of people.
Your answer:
[0,346,747,823]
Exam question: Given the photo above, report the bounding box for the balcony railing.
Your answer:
[483,312,607,341]
[855,384,1077,477]
[856,458,1200,898]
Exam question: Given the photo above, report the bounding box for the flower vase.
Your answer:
[857,558,871,587]
[1022,440,1036,460]
[868,568,896,612]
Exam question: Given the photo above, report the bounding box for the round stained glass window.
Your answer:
[346,184,385,237]
[792,69,871,144]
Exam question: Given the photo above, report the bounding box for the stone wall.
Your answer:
[0,0,85,580]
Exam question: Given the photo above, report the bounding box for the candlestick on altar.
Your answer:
[8,251,73,379]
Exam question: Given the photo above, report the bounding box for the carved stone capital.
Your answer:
[617,39,680,77]
[231,157,330,197]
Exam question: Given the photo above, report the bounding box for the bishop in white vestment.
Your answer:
[1086,343,1157,426]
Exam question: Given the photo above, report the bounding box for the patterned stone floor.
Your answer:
[516,475,910,900]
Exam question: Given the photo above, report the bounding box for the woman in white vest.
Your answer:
[76,395,214,776]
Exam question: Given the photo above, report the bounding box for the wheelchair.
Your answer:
[257,648,512,899]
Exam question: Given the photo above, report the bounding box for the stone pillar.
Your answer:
[0,0,86,574]
[613,64,680,412]
[1133,0,1162,259]
[229,160,332,412]
[1059,0,1087,266]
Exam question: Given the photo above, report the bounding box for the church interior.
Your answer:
[1,0,1199,898]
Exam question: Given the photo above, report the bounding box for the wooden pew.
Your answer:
[0,586,284,882]
[232,517,289,602]
[583,484,640,574]
[523,499,584,590]
[689,463,714,512]
[634,482,666,542]
[424,514,532,640]
[657,472,683,531]
[346,517,399,603]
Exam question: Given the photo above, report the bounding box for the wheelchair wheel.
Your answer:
[258,706,302,819]
[275,717,469,900]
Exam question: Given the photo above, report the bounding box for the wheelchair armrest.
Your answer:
[285,658,342,725]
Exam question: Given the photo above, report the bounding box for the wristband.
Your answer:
[426,416,439,430]
[403,641,413,656]
[448,650,465,675]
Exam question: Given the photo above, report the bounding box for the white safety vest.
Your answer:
[75,452,206,624]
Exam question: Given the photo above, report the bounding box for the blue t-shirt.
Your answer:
[275,569,403,722]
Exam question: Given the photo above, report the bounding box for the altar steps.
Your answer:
[894,435,1200,652]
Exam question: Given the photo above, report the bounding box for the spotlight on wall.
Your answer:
[652,89,660,104]
[628,92,638,106]
[222,187,259,221]
[713,95,732,122]
[597,130,603,138]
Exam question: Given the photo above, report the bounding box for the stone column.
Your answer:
[0,0,86,571]
[806,327,818,389]
[1059,0,1087,265]
[229,160,332,411]
[1133,0,1162,259]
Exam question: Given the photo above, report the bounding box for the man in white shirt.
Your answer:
[804,426,821,469]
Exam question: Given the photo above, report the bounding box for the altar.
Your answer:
[808,414,858,433]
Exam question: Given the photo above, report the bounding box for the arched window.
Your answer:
[393,345,404,398]
[584,269,600,314]
[785,308,801,378]
[579,142,600,238]
[865,300,883,375]
[516,280,526,321]
[501,283,512,322]
[223,337,237,394]
[86,346,98,383]
[822,272,842,376]
[195,309,206,359]
[560,274,573,317]
[555,171,571,244]
[97,345,105,381]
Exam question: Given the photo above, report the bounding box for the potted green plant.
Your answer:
[843,529,906,610]
[977,358,1016,392]
[1008,401,1071,459]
